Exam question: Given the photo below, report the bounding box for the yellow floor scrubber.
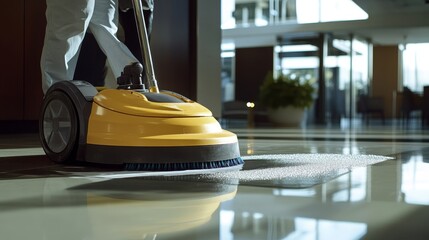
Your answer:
[39,0,243,171]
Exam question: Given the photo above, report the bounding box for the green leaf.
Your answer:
[259,72,315,109]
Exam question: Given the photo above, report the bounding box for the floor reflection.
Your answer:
[1,129,429,239]
[220,212,368,240]
[0,176,237,240]
[401,153,429,205]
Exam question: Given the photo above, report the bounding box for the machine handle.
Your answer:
[131,0,159,93]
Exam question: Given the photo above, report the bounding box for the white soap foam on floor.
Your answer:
[65,154,393,184]
[202,154,394,182]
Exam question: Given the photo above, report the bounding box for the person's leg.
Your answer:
[74,32,107,86]
[89,0,139,80]
[40,0,95,93]
[75,0,153,87]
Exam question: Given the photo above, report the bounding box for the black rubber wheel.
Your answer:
[39,90,79,163]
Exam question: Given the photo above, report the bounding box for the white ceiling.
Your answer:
[351,0,429,45]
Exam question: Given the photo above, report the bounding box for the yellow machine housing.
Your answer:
[84,88,241,167]
[39,81,243,170]
[87,89,237,147]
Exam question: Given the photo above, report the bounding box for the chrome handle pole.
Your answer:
[131,0,159,93]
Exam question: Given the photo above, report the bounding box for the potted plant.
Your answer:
[259,72,315,126]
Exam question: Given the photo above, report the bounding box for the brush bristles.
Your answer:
[124,157,244,171]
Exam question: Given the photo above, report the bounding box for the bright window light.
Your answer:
[279,44,318,52]
[221,0,236,29]
[221,51,235,58]
[297,0,368,24]
[222,0,369,29]
[296,0,321,24]
[221,42,236,51]
[402,43,429,92]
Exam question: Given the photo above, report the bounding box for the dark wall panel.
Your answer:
[151,0,197,99]
[373,45,399,118]
[0,1,25,120]
[235,47,274,102]
[24,0,45,119]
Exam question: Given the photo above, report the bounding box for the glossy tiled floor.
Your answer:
[1,124,429,240]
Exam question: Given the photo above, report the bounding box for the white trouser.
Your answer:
[40,0,139,93]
